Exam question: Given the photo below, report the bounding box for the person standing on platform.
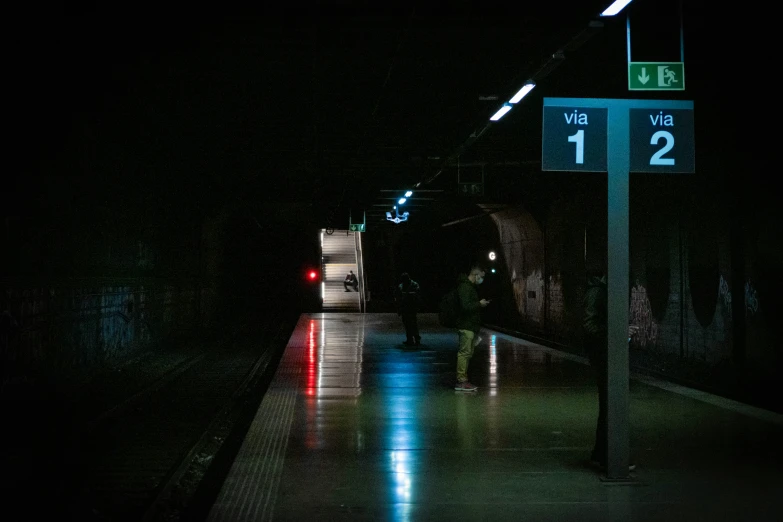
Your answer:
[394,272,422,347]
[582,268,637,472]
[454,265,490,391]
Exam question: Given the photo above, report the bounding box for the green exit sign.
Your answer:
[629,62,684,91]
[349,223,365,232]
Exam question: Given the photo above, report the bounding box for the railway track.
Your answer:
[15,313,297,522]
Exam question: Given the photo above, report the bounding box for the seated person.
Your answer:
[344,270,359,291]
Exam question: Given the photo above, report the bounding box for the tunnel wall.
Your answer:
[479,170,780,413]
[1,208,224,398]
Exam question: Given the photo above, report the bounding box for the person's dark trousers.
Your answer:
[401,312,420,345]
[585,333,608,465]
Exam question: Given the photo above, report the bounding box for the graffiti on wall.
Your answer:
[547,273,564,326]
[719,274,731,310]
[718,274,759,316]
[2,282,198,393]
[630,283,659,348]
[745,279,759,315]
[526,269,545,323]
[511,268,526,316]
[511,268,546,324]
[100,286,134,359]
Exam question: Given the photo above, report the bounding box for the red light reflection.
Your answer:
[306,319,317,396]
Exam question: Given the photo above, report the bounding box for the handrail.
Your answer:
[355,232,366,313]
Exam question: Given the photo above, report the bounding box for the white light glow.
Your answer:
[405,190,413,197]
[489,104,512,121]
[601,0,633,16]
[490,335,497,375]
[489,334,498,396]
[398,198,407,205]
[509,82,535,103]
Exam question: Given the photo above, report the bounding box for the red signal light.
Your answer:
[307,270,318,281]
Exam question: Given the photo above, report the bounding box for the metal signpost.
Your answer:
[542,97,695,480]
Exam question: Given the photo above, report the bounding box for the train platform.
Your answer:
[201,312,783,522]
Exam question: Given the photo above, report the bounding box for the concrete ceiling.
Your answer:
[8,1,758,232]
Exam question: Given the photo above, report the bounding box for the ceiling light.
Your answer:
[600,0,633,16]
[489,104,512,122]
[509,81,535,104]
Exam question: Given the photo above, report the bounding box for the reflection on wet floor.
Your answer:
[207,313,783,522]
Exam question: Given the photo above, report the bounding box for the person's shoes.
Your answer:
[454,380,478,391]
[403,340,416,346]
[344,289,350,292]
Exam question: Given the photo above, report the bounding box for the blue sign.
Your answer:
[629,108,695,173]
[542,107,607,172]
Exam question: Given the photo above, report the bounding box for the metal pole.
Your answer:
[606,105,631,480]
[626,13,632,65]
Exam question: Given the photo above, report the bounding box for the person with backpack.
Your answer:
[394,272,422,346]
[453,265,490,391]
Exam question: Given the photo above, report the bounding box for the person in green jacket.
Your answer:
[454,265,490,391]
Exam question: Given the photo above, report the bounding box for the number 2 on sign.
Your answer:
[568,129,676,166]
[650,131,675,165]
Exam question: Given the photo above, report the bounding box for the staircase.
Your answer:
[321,230,362,312]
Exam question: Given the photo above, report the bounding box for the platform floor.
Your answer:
[204,313,783,522]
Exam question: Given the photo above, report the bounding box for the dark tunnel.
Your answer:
[2,1,782,520]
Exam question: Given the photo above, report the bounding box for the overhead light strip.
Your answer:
[601,0,633,17]
[489,104,512,121]
[509,81,535,103]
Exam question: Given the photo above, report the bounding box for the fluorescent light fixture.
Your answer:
[386,211,409,224]
[398,198,406,205]
[405,190,413,197]
[509,81,535,104]
[489,104,512,122]
[600,0,633,16]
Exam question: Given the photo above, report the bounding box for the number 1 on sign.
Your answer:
[568,129,584,164]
